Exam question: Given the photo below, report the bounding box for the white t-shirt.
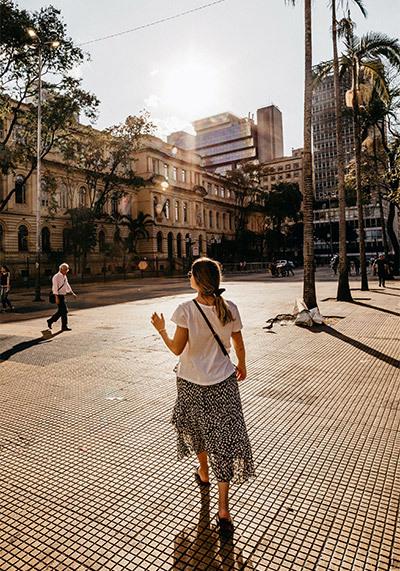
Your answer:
[171,299,243,386]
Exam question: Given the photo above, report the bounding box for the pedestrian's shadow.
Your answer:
[370,289,400,298]
[310,325,399,368]
[0,331,61,362]
[172,486,253,570]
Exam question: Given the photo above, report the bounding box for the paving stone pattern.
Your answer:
[0,278,399,570]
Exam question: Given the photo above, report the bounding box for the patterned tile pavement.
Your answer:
[0,275,399,570]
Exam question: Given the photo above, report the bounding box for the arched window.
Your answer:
[153,196,159,218]
[59,184,69,210]
[167,232,174,259]
[222,213,226,229]
[216,212,220,229]
[176,233,182,258]
[79,186,87,208]
[199,235,203,255]
[0,224,3,251]
[183,202,188,223]
[18,225,28,251]
[175,200,180,222]
[98,230,106,252]
[41,180,49,207]
[185,233,191,257]
[209,210,213,228]
[41,227,51,252]
[165,199,170,219]
[111,193,119,216]
[15,175,26,204]
[63,228,72,253]
[157,231,163,253]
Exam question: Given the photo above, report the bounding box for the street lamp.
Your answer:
[27,28,60,301]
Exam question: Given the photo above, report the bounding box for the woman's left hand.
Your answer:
[235,364,247,381]
[151,312,165,333]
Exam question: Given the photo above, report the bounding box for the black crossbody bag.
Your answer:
[193,300,230,358]
[48,279,66,304]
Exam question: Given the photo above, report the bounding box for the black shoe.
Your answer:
[216,514,234,540]
[61,327,72,331]
[194,467,210,488]
[47,319,52,330]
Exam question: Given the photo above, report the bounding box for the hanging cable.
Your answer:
[79,0,227,46]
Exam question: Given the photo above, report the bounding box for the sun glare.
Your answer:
[160,53,225,119]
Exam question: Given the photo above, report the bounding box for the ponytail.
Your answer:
[214,295,234,326]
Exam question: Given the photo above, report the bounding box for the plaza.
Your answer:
[0,272,399,570]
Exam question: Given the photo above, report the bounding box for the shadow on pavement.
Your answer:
[0,331,62,362]
[370,289,400,298]
[310,325,399,368]
[173,486,252,570]
[352,301,400,317]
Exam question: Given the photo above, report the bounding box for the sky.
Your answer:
[21,0,400,155]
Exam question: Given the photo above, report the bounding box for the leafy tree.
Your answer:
[0,2,99,211]
[66,207,97,277]
[63,114,155,218]
[121,212,155,254]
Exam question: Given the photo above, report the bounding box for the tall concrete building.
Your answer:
[257,105,284,163]
[312,69,354,200]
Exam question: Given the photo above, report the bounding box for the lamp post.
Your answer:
[27,28,60,301]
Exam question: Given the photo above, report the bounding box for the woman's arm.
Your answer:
[151,312,188,355]
[232,331,247,381]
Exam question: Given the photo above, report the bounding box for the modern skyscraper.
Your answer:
[257,105,284,163]
[312,69,354,200]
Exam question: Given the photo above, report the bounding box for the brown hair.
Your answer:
[191,257,234,326]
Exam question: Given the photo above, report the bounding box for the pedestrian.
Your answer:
[151,257,254,540]
[373,254,388,288]
[330,254,339,276]
[47,263,77,331]
[353,257,360,276]
[0,265,14,311]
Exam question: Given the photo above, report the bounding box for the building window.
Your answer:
[222,213,226,229]
[183,202,188,223]
[195,172,200,185]
[209,210,213,228]
[111,194,118,216]
[199,234,203,254]
[79,186,87,208]
[157,231,163,253]
[0,224,3,251]
[220,187,225,198]
[177,233,182,258]
[207,182,212,194]
[18,225,28,251]
[165,199,170,219]
[175,200,180,222]
[98,230,106,252]
[63,228,72,253]
[215,185,219,196]
[15,175,26,204]
[216,212,220,229]
[41,227,51,252]
[173,167,177,181]
[59,184,68,210]
[152,158,159,174]
[181,169,186,183]
[164,163,169,179]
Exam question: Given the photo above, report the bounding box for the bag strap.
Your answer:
[193,300,229,357]
[56,278,66,293]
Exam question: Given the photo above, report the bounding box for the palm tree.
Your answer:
[286,0,316,308]
[340,19,400,289]
[331,0,367,301]
[121,212,155,254]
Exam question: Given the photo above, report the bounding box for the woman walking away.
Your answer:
[0,266,14,311]
[151,257,254,540]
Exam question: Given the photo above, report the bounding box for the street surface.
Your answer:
[0,272,399,570]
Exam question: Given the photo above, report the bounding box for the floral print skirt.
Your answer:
[171,373,255,484]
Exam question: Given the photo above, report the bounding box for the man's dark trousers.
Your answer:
[49,295,68,329]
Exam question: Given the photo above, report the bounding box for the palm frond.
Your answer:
[359,32,400,69]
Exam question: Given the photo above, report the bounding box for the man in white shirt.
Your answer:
[47,263,76,332]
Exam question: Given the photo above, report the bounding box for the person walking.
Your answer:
[47,263,76,331]
[0,266,14,311]
[373,254,388,288]
[151,257,254,540]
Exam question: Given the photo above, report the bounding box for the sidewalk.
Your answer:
[0,277,399,570]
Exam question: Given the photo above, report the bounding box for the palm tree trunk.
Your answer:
[352,61,369,291]
[377,191,389,256]
[387,201,400,275]
[302,0,317,308]
[332,2,352,302]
